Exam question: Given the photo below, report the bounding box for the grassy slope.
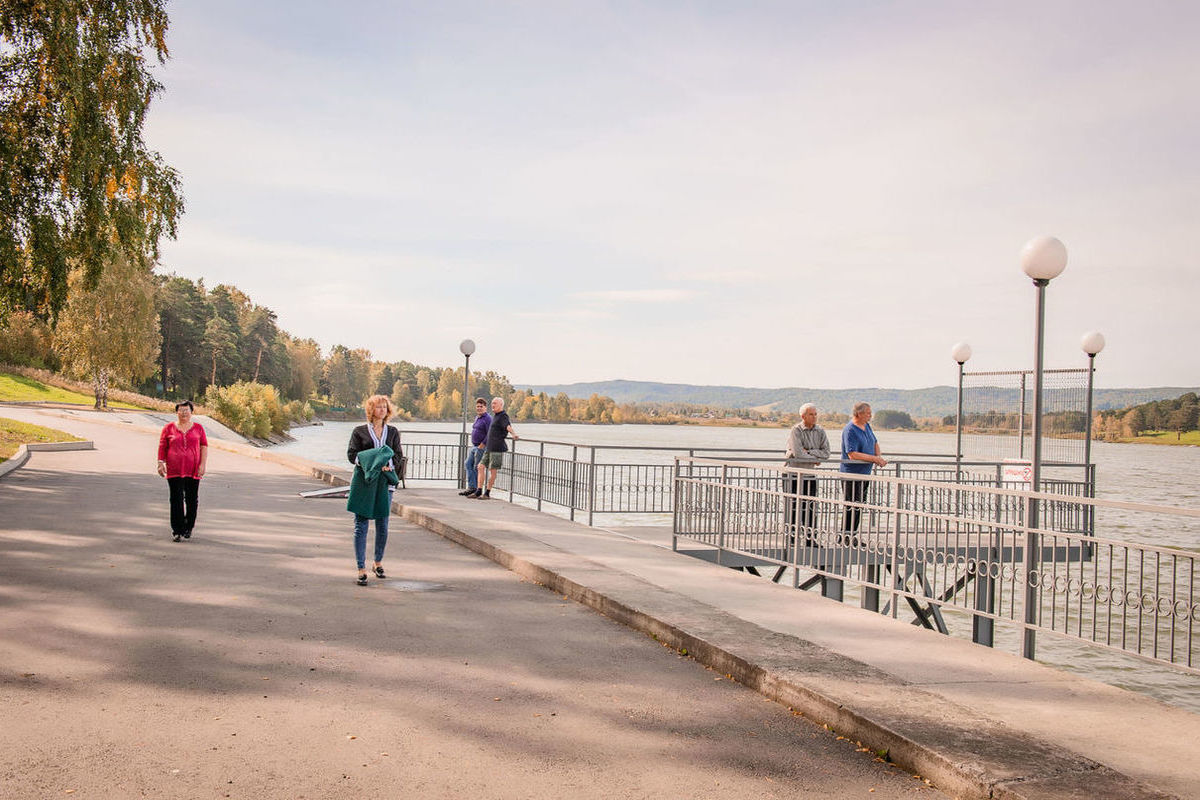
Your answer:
[1118,430,1200,446]
[0,417,84,461]
[0,373,144,410]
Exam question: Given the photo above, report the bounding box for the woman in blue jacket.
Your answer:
[347,394,403,586]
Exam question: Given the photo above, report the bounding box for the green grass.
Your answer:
[1121,430,1200,446]
[0,416,84,462]
[0,372,144,409]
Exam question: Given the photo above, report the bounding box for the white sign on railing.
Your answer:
[1002,458,1033,489]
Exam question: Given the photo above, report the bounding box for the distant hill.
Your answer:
[517,380,1200,419]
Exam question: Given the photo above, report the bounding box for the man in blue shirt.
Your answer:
[469,396,519,499]
[459,398,490,496]
[840,402,887,538]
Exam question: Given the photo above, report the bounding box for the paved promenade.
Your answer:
[0,407,943,799]
[2,406,1198,799]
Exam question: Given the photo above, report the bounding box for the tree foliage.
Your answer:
[157,274,207,397]
[0,309,57,367]
[873,409,916,430]
[204,380,309,439]
[0,0,183,319]
[1097,392,1200,440]
[53,254,159,407]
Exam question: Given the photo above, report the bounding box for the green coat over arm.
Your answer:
[346,445,399,520]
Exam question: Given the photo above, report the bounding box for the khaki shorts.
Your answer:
[482,451,504,470]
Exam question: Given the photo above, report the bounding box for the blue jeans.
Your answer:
[354,511,390,570]
[464,445,485,490]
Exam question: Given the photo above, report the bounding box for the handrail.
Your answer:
[395,428,1089,466]
[678,455,1200,519]
[671,454,1198,674]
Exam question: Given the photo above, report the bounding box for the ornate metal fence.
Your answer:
[672,456,1198,673]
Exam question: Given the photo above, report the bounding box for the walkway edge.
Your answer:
[0,440,94,481]
[388,496,1178,800]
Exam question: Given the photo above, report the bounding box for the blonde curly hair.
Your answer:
[363,394,396,423]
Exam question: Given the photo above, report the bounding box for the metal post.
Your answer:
[716,463,728,566]
[1018,371,1027,459]
[888,481,903,618]
[508,437,516,503]
[587,446,597,526]
[1022,278,1048,660]
[1084,352,1096,485]
[1083,353,1097,544]
[955,361,965,484]
[459,353,470,489]
[790,466,801,586]
[536,441,545,511]
[569,445,578,521]
[672,456,680,552]
[972,465,1002,647]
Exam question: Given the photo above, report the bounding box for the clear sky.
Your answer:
[146,1,1200,390]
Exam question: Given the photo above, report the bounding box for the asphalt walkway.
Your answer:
[0,408,943,799]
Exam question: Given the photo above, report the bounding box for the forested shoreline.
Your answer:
[3,272,1196,443]
[0,273,770,437]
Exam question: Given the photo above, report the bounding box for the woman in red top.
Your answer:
[156,400,209,542]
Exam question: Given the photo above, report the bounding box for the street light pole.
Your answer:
[1080,331,1105,482]
[951,342,972,485]
[1019,235,1068,660]
[1080,332,1105,537]
[458,339,476,489]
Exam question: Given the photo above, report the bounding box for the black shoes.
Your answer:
[172,534,182,542]
[374,565,386,579]
[356,573,368,586]
[182,529,192,539]
[458,489,475,496]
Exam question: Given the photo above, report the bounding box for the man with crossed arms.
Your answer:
[784,402,830,545]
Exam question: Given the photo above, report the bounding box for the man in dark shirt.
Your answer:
[459,397,491,496]
[470,396,519,499]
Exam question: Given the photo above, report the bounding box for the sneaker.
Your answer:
[356,573,368,586]
[468,489,482,498]
[458,489,475,496]
[182,529,192,539]
[172,534,182,542]
[481,491,491,499]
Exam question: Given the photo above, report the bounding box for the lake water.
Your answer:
[277,421,1200,711]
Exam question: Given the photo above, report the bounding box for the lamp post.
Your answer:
[1080,331,1104,479]
[951,341,972,484]
[1080,332,1104,537]
[458,339,476,488]
[1018,235,1068,660]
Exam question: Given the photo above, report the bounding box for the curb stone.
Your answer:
[0,440,94,481]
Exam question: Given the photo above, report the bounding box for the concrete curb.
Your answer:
[387,498,1178,800]
[0,407,330,477]
[0,440,95,481]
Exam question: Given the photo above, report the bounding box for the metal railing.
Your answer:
[672,456,1198,673]
[395,429,1095,528]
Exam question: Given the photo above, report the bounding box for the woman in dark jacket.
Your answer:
[347,394,403,586]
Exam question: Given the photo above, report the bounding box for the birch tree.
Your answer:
[54,255,159,407]
[1,0,183,319]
